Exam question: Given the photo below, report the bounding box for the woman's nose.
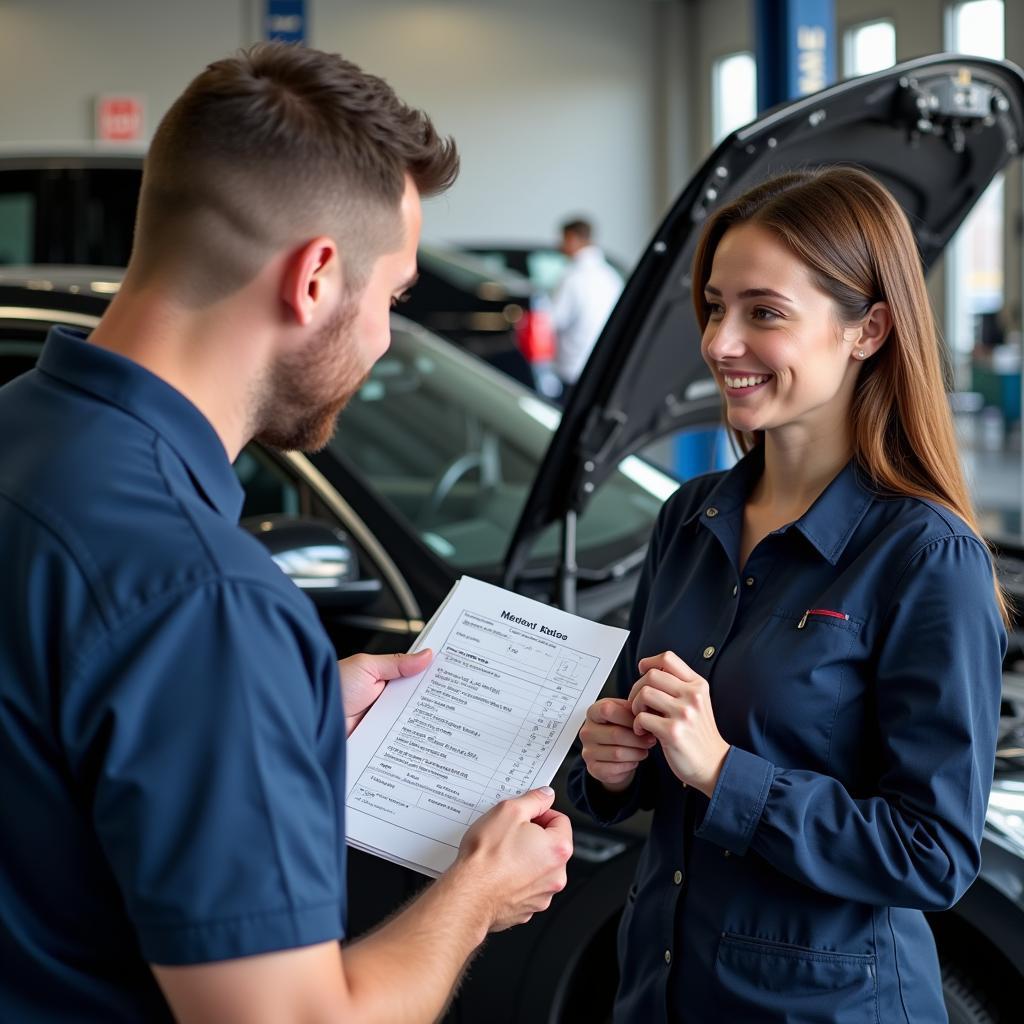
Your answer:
[704,316,748,361]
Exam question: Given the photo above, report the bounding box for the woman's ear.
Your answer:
[846,302,892,361]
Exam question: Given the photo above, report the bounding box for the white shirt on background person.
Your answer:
[551,244,623,386]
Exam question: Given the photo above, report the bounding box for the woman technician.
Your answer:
[569,167,1007,1022]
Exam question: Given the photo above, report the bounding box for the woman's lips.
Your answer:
[722,372,773,397]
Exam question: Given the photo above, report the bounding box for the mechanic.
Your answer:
[0,43,572,1023]
[550,216,623,394]
[571,167,1006,1022]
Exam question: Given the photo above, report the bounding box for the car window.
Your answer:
[417,245,530,293]
[467,249,568,293]
[0,167,140,266]
[525,250,569,292]
[236,447,302,519]
[0,193,34,265]
[332,323,678,572]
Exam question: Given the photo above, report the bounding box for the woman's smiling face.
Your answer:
[701,221,862,440]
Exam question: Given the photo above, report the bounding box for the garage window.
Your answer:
[712,52,757,143]
[842,20,895,78]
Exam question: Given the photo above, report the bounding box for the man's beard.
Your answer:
[253,298,372,453]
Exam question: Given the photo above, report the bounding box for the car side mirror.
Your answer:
[242,515,383,609]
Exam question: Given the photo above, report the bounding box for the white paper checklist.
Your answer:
[345,576,629,876]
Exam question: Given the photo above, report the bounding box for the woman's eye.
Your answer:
[752,307,781,322]
[706,301,724,318]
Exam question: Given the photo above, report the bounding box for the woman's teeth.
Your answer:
[724,374,772,389]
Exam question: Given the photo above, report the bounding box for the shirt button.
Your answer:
[723,850,732,858]
[731,584,738,597]
[745,576,755,587]
[673,869,683,884]
[664,948,672,964]
[705,507,719,518]
[703,645,716,659]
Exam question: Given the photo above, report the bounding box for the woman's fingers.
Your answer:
[627,668,690,706]
[631,683,678,720]
[633,711,672,743]
[586,697,635,729]
[638,650,698,681]
[588,722,655,749]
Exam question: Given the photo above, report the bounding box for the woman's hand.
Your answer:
[628,651,731,797]
[579,697,657,793]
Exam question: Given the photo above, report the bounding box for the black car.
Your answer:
[402,244,559,395]
[3,54,1024,1023]
[0,153,558,394]
[460,241,629,294]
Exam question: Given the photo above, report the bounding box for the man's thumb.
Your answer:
[393,647,433,676]
[514,785,556,817]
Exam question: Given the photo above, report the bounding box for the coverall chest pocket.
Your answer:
[714,932,878,1023]
[731,608,863,765]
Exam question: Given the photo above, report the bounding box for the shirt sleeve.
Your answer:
[695,534,1006,911]
[62,577,346,964]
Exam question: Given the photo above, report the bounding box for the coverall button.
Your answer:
[664,948,672,964]
[705,507,719,518]
[703,646,716,659]
[745,576,755,587]
[673,869,683,884]
[732,584,738,597]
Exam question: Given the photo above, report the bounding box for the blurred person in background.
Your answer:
[551,217,623,397]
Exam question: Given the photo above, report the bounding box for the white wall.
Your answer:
[0,0,245,144]
[0,0,662,264]
[311,0,660,262]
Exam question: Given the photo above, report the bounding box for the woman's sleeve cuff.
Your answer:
[579,768,644,826]
[694,746,774,855]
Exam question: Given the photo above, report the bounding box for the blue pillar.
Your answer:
[755,0,837,111]
[265,0,307,44]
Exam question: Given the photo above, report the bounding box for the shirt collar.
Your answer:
[689,443,876,565]
[37,325,245,522]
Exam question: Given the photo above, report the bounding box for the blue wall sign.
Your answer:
[266,0,307,44]
[755,0,836,111]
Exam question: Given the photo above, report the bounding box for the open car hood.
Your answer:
[503,53,1024,588]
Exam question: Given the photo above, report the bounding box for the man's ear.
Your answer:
[281,236,340,327]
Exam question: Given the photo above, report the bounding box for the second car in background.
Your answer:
[0,152,560,395]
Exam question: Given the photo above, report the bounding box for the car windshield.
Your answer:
[332,321,677,571]
[417,244,531,295]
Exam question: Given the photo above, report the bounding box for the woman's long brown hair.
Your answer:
[691,166,1010,625]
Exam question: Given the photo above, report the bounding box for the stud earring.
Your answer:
[855,349,867,360]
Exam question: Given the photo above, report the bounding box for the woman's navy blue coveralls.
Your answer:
[569,447,1005,1023]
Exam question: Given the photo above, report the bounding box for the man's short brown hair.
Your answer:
[131,43,459,303]
[560,218,592,242]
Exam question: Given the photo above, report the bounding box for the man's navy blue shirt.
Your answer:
[0,327,347,1021]
[569,445,1005,1023]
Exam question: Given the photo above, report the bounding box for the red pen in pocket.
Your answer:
[798,608,850,629]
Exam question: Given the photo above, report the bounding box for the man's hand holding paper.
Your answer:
[345,576,628,876]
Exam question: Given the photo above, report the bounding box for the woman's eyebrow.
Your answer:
[704,284,794,303]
